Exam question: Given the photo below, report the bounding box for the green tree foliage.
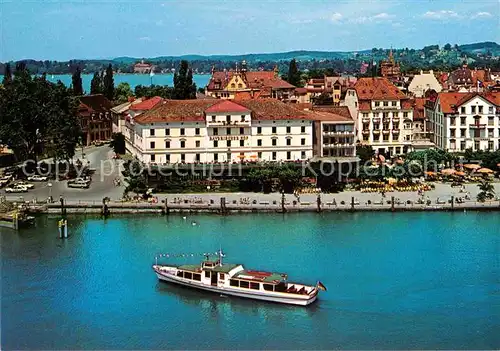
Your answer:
[173,60,196,99]
[405,149,457,171]
[0,67,81,163]
[103,64,114,100]
[90,71,103,95]
[71,66,83,95]
[135,84,173,99]
[477,180,495,202]
[287,59,301,87]
[2,63,12,85]
[114,82,134,103]
[123,160,148,197]
[246,164,303,193]
[110,132,126,154]
[356,144,375,163]
[444,43,452,51]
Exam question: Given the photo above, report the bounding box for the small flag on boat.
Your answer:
[317,281,327,291]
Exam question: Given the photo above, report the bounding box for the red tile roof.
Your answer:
[78,94,113,113]
[134,100,219,124]
[129,96,163,111]
[413,98,426,120]
[237,99,311,120]
[354,77,406,100]
[435,92,500,114]
[205,100,250,113]
[206,71,295,91]
[358,101,371,111]
[295,87,308,94]
[308,111,354,122]
[312,106,353,120]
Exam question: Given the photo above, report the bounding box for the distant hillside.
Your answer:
[2,41,499,75]
[459,41,500,55]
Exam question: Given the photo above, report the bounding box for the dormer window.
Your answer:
[226,115,231,123]
[211,115,216,122]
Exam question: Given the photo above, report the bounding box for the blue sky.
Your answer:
[1,0,498,61]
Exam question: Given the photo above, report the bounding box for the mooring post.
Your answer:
[281,192,286,213]
[221,197,226,214]
[317,193,322,213]
[164,198,169,215]
[59,196,65,216]
[391,196,395,212]
[101,197,110,217]
[64,220,68,238]
[13,211,19,230]
[451,195,454,210]
[351,196,355,210]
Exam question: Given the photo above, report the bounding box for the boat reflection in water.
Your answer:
[155,281,320,320]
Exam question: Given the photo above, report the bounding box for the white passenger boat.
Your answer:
[152,250,325,306]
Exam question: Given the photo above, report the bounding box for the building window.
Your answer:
[478,106,483,114]
[272,126,277,134]
[392,101,397,106]
[488,106,494,114]
[195,154,200,162]
[450,117,456,126]
[301,126,306,133]
[257,127,262,134]
[195,128,200,135]
[227,128,231,135]
[383,101,388,106]
[226,115,231,123]
[240,140,244,147]
[181,154,185,162]
[196,140,200,147]
[272,152,277,160]
[301,138,305,145]
[471,106,476,114]
[403,112,408,118]
[150,141,155,149]
[165,128,170,136]
[258,152,262,159]
[214,154,218,161]
[286,126,291,133]
[227,140,231,147]
[240,127,244,134]
[460,117,466,126]
[375,101,380,107]
[180,141,185,148]
[450,129,455,137]
[286,139,291,146]
[460,129,466,137]
[211,115,216,122]
[166,154,170,162]
[488,117,494,125]
[461,107,466,114]
[214,140,218,147]
[213,128,218,136]
[257,139,262,146]
[151,154,155,162]
[272,139,277,146]
[301,151,306,159]
[180,128,185,136]
[150,129,155,136]
[165,141,170,148]
[286,151,291,160]
[241,115,246,122]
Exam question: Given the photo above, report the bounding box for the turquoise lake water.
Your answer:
[1,212,499,349]
[0,74,211,92]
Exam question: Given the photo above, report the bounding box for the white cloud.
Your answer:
[155,20,164,26]
[351,12,395,23]
[473,11,492,18]
[372,12,394,20]
[331,12,343,23]
[422,10,460,19]
[139,36,151,41]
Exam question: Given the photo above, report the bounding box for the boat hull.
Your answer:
[155,271,318,306]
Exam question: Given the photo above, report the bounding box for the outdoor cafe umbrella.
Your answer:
[463,164,481,170]
[440,168,456,175]
[455,171,466,176]
[476,168,494,174]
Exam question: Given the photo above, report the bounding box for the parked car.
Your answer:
[67,177,91,189]
[27,175,48,181]
[14,181,35,189]
[5,184,29,193]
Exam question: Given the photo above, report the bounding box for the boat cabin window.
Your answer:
[177,271,183,278]
[250,282,260,290]
[263,284,274,291]
[219,273,225,280]
[230,279,239,287]
[184,272,192,280]
[204,262,214,268]
[193,273,201,281]
[240,281,250,289]
[275,282,287,292]
[204,271,210,278]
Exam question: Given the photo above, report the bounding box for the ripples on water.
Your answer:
[1,212,499,349]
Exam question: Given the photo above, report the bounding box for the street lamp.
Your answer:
[48,182,53,202]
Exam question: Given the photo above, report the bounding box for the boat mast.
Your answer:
[219,247,224,266]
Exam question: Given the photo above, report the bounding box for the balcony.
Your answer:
[323,131,355,136]
[382,130,390,134]
[362,130,370,134]
[362,117,370,123]
[392,129,400,133]
[469,123,486,129]
[207,120,251,127]
[372,117,381,122]
[373,130,381,134]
